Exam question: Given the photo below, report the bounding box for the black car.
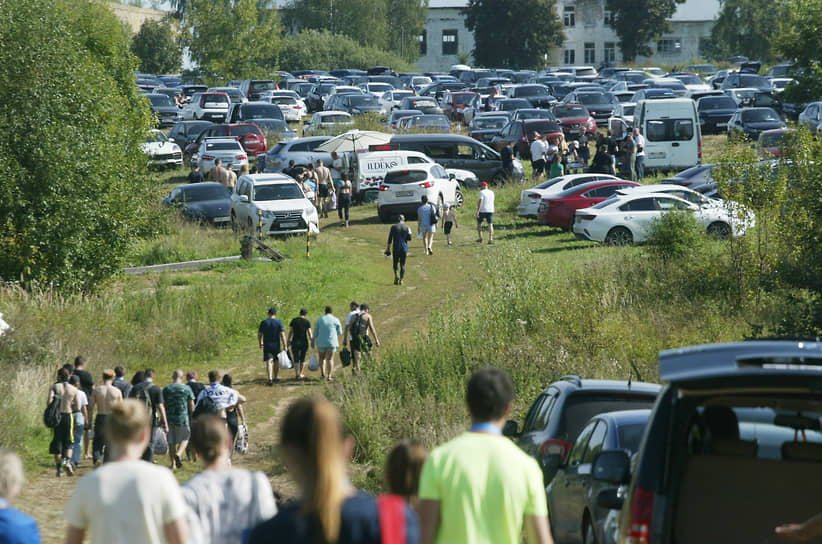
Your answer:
[399,96,443,115]
[162,182,233,225]
[340,94,382,115]
[502,375,661,483]
[491,98,532,113]
[507,84,557,109]
[565,91,616,126]
[594,341,822,544]
[168,120,214,150]
[662,163,716,188]
[146,93,180,127]
[467,115,509,143]
[697,96,738,134]
[728,107,786,140]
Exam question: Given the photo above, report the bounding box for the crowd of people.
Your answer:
[2,366,557,544]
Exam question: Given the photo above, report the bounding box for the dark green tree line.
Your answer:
[606,0,684,61]
[132,16,183,74]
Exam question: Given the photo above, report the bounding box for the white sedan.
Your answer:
[230,174,319,235]
[379,90,414,113]
[141,129,182,168]
[573,192,746,245]
[517,174,621,218]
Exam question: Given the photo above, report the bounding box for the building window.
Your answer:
[604,42,616,64]
[564,48,576,65]
[442,29,458,55]
[563,6,575,27]
[419,31,426,56]
[657,38,681,55]
[584,42,595,64]
[604,10,614,27]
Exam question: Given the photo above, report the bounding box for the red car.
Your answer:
[490,119,563,159]
[757,128,797,158]
[184,123,268,164]
[537,180,640,229]
[442,92,480,123]
[552,104,597,139]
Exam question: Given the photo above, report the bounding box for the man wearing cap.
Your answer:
[258,307,287,386]
[529,132,546,182]
[386,214,412,285]
[476,182,495,244]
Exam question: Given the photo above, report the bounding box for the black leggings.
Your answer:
[393,250,407,278]
[92,414,109,464]
[338,193,351,220]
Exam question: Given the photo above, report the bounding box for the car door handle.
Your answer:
[672,142,680,147]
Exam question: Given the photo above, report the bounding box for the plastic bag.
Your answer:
[278,350,293,369]
[308,352,320,371]
[152,427,169,455]
[340,348,352,367]
[235,424,249,454]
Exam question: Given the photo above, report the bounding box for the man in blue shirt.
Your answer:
[386,214,412,285]
[258,307,287,386]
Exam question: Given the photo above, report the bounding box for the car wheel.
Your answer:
[455,188,464,208]
[492,172,506,186]
[707,221,731,239]
[583,519,598,544]
[605,226,633,246]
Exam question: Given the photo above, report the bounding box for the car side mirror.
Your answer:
[542,452,565,473]
[592,450,631,484]
[502,420,519,437]
[449,173,456,180]
[239,195,249,203]
[596,487,625,510]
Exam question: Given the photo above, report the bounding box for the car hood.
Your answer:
[556,116,589,123]
[254,199,315,213]
[185,200,232,216]
[142,141,180,154]
[744,121,785,130]
[152,105,179,115]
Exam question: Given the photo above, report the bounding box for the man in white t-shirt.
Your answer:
[529,133,547,182]
[633,127,646,180]
[64,399,188,544]
[476,181,495,244]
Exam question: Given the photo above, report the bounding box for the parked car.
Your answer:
[546,410,652,544]
[180,84,207,102]
[141,129,182,169]
[238,79,277,101]
[697,95,738,134]
[388,109,424,131]
[182,92,230,122]
[167,120,213,152]
[302,111,354,136]
[268,95,305,122]
[377,162,461,222]
[230,174,319,235]
[757,128,798,158]
[502,375,660,484]
[403,114,451,133]
[595,340,822,544]
[563,91,616,126]
[263,136,334,173]
[145,93,180,127]
[551,104,598,139]
[227,102,285,124]
[306,82,340,112]
[399,96,443,115]
[573,192,745,245]
[517,174,621,218]
[489,98,532,113]
[671,72,712,92]
[537,180,640,229]
[661,163,716,187]
[442,92,480,122]
[797,101,822,134]
[727,107,786,140]
[720,73,773,91]
[206,87,247,104]
[187,123,268,162]
[162,182,232,225]
[467,115,510,144]
[194,138,248,176]
[379,89,414,113]
[506,84,556,109]
[490,119,563,159]
[511,108,557,122]
[338,93,382,115]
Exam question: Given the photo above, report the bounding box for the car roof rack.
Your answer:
[559,375,582,387]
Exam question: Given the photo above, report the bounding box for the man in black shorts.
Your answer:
[288,308,313,379]
[258,307,287,385]
[386,214,412,285]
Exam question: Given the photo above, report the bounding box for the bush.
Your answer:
[279,30,417,74]
[644,210,705,259]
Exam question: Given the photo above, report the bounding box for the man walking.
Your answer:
[288,308,313,379]
[633,127,645,180]
[386,214,412,285]
[258,307,287,386]
[313,306,342,381]
[113,366,132,398]
[315,159,333,218]
[476,181,495,244]
[128,369,168,464]
[48,368,80,477]
[88,369,122,466]
[346,303,380,376]
[418,367,552,544]
[163,370,195,469]
[72,356,94,462]
[207,158,231,187]
[417,195,438,256]
[530,132,546,182]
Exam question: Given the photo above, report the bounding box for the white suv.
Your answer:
[377,162,460,223]
[230,174,319,235]
[182,92,230,122]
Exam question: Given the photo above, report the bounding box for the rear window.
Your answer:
[201,94,229,107]
[384,170,428,184]
[578,93,611,105]
[229,126,261,138]
[242,104,280,119]
[254,183,304,201]
[205,141,242,151]
[149,94,174,107]
[527,121,561,134]
[453,93,477,105]
[516,86,550,97]
[699,97,737,110]
[558,393,658,442]
[321,114,351,123]
[554,106,588,117]
[646,119,695,142]
[180,185,231,201]
[250,81,276,92]
[271,97,296,105]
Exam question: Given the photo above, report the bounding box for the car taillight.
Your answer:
[579,214,595,221]
[236,154,247,160]
[201,154,215,161]
[294,105,302,109]
[379,185,388,191]
[548,201,562,208]
[528,193,542,199]
[626,487,653,544]
[539,439,572,460]
[420,182,434,188]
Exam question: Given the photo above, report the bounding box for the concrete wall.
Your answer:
[107,2,167,35]
[416,7,475,73]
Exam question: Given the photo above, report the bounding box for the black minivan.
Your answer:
[389,134,521,183]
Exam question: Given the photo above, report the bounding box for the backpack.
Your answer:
[430,203,440,224]
[43,386,62,429]
[134,384,155,424]
[193,393,219,419]
[352,313,372,352]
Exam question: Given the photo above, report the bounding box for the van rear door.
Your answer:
[641,100,700,171]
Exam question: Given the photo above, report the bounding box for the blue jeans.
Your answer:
[71,419,84,466]
[635,155,645,179]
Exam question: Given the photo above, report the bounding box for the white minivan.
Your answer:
[634,98,702,172]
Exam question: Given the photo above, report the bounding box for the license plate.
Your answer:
[279,221,299,228]
[396,191,414,197]
[214,216,230,222]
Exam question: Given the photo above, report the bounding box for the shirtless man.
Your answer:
[88,369,123,466]
[48,368,80,477]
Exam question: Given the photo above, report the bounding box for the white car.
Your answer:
[264,90,307,114]
[361,82,395,96]
[379,90,414,113]
[269,95,305,122]
[303,111,354,136]
[517,174,621,218]
[377,162,461,223]
[182,92,230,122]
[195,138,248,176]
[573,192,745,245]
[142,130,183,168]
[230,174,319,235]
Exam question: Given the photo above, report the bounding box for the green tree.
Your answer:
[464,0,564,69]
[131,17,183,74]
[0,0,157,292]
[282,0,395,52]
[606,0,684,61]
[773,0,822,103]
[708,0,780,63]
[278,29,417,73]
[386,0,428,62]
[183,0,282,83]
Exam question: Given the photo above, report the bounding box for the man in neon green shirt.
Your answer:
[418,367,553,544]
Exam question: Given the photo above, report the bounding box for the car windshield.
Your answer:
[742,109,780,122]
[242,105,279,118]
[201,94,229,106]
[578,93,610,105]
[271,97,296,105]
[617,423,647,453]
[321,114,352,123]
[254,183,304,201]
[384,170,428,184]
[516,86,550,97]
[453,93,476,105]
[179,185,231,201]
[251,81,276,91]
[148,94,174,107]
[674,74,703,85]
[472,117,508,129]
[348,95,378,106]
[205,142,241,151]
[554,106,587,117]
[146,132,166,143]
[700,97,737,110]
[558,394,658,442]
[412,115,449,127]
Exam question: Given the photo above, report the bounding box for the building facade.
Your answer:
[415,0,474,73]
[108,2,167,35]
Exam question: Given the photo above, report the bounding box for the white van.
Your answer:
[356,150,478,202]
[635,98,702,171]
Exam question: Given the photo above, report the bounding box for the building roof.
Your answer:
[669,0,720,21]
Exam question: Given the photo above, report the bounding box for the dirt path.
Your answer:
[15,203,493,542]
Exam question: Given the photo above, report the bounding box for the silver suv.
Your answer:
[263,136,334,173]
[377,162,461,222]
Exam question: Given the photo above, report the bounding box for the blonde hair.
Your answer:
[281,398,346,544]
[105,399,149,445]
[190,415,230,464]
[0,449,24,499]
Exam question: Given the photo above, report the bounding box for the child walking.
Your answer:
[441,204,458,247]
